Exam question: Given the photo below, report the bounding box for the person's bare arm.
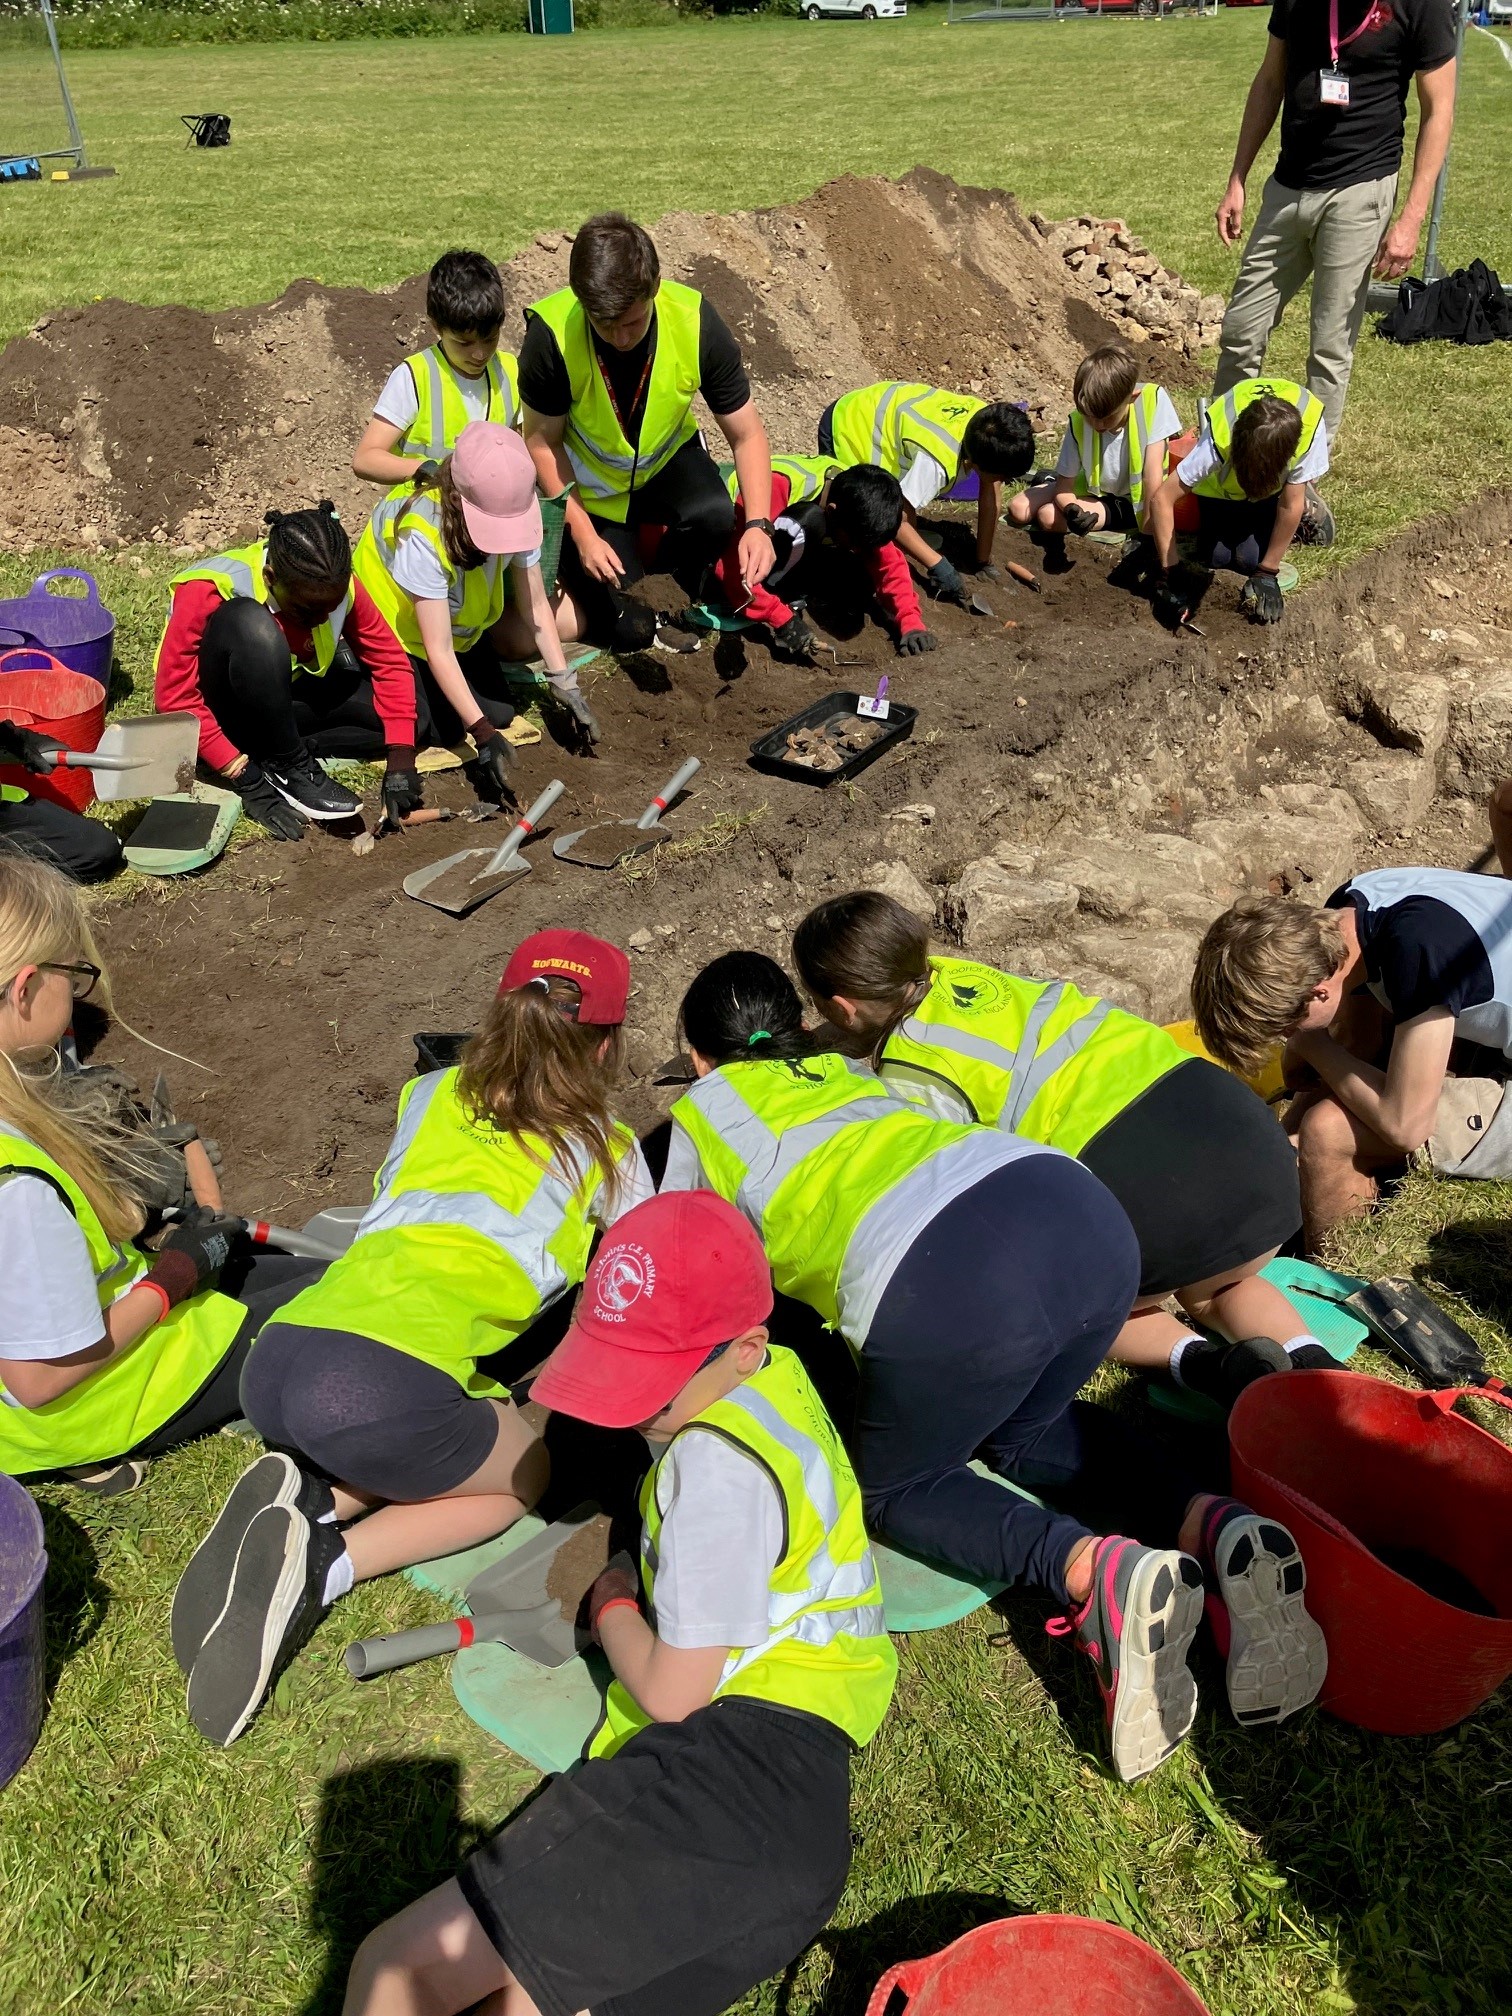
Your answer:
[595,1602,729,1723]
[1289,1006,1456,1153]
[974,478,1002,566]
[1217,34,1288,245]
[1137,441,1169,533]
[352,417,423,488]
[718,401,776,589]
[895,506,942,573]
[523,406,625,586]
[0,1282,167,1408]
[1374,59,1458,280]
[414,597,486,728]
[1260,481,1307,572]
[1147,470,1186,568]
[509,557,571,681]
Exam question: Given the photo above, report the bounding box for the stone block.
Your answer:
[861,859,936,921]
[1346,752,1436,836]
[1447,668,1512,794]
[1341,664,1452,763]
[1059,925,1202,1025]
[944,858,1079,951]
[1191,790,1363,900]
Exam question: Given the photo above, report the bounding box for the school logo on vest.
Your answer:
[946,970,1008,1017]
[595,1243,656,1322]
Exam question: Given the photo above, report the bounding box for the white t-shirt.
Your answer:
[899,448,950,513]
[1054,387,1182,497]
[373,360,495,435]
[1178,412,1330,493]
[593,1142,656,1229]
[648,1424,785,1650]
[0,1173,105,1369]
[389,535,540,614]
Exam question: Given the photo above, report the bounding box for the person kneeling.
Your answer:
[343,1189,895,2016]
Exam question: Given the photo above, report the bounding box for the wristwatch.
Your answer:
[746,517,775,536]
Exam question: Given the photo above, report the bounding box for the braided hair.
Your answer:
[263,500,350,598]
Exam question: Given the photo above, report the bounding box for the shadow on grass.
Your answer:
[36,1497,109,1700]
[785,1891,1021,2016]
[1425,1216,1512,1345]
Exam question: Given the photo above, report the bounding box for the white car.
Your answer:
[801,0,906,17]
[1486,0,1512,22]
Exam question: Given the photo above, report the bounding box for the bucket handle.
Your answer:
[1425,1377,1511,1419]
[863,1957,928,2016]
[0,648,64,676]
[31,568,102,607]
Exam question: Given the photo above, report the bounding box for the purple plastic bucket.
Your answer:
[0,1474,47,1789]
[0,571,115,689]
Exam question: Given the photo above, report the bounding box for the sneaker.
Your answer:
[262,745,362,823]
[1052,1536,1204,1783]
[171,1451,332,1675]
[1175,1335,1290,1410]
[1296,483,1336,547]
[1199,1498,1327,1726]
[185,1504,346,1747]
[62,1458,147,1498]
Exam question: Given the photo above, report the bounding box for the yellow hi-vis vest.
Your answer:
[525,281,704,523]
[1067,383,1169,515]
[352,489,507,657]
[721,453,840,507]
[274,1069,636,1394]
[0,1126,243,1475]
[1193,378,1325,502]
[880,957,1189,1160]
[829,383,984,486]
[397,346,521,461]
[588,1343,897,1760]
[667,1053,1044,1348]
[161,543,351,677]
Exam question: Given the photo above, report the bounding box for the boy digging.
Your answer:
[343,1190,897,2016]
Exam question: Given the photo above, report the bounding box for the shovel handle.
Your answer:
[483,778,565,876]
[48,750,145,774]
[635,757,701,831]
[245,1219,349,1263]
[1005,561,1041,592]
[183,1139,222,1211]
[345,1619,473,1679]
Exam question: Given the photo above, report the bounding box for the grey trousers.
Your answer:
[1212,171,1398,448]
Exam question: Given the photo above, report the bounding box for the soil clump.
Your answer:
[543,1514,616,1626]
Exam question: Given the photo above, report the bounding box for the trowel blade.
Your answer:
[553,817,672,869]
[402,846,533,916]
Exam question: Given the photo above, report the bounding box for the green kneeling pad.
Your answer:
[1148,1257,1370,1425]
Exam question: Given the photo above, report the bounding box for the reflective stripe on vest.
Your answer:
[526,282,703,522]
[399,347,521,461]
[830,383,983,482]
[1068,382,1164,514]
[165,542,351,677]
[1194,378,1324,501]
[588,1344,896,1760]
[351,490,505,655]
[684,1062,900,1225]
[721,453,840,506]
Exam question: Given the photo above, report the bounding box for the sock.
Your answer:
[321,1548,355,1607]
[1167,1334,1207,1388]
[1282,1334,1324,1358]
[316,1508,337,1524]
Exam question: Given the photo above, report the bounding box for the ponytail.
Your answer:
[678,952,811,1068]
[457,979,625,1200]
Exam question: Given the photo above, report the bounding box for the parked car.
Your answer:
[800,0,906,15]
[1484,0,1512,22]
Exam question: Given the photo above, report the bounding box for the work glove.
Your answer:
[968,560,1003,583]
[381,748,425,829]
[0,721,64,773]
[236,759,307,842]
[559,688,602,748]
[924,557,971,608]
[1151,572,1191,634]
[145,1206,246,1307]
[467,724,516,805]
[897,627,938,657]
[413,458,442,488]
[137,1122,225,1219]
[770,613,816,663]
[1239,570,1286,625]
[1062,502,1099,537]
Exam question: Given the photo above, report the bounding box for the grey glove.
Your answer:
[924,557,970,608]
[1240,571,1286,625]
[560,688,602,746]
[897,628,938,656]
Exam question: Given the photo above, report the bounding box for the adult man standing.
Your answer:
[1212,0,1459,488]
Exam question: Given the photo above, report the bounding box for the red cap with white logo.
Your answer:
[530,1191,774,1429]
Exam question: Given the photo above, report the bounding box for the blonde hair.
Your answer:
[1191,894,1346,1073]
[0,852,148,1244]
[1074,342,1139,426]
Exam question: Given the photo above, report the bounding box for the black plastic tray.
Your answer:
[748,690,917,787]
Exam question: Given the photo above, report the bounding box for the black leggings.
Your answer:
[0,791,123,883]
[857,1155,1198,1604]
[196,596,413,763]
[406,645,517,745]
[1194,495,1280,575]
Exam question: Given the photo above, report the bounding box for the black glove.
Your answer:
[1063,502,1099,537]
[0,721,64,774]
[924,557,971,608]
[413,458,442,487]
[1240,571,1286,625]
[770,613,816,662]
[1151,573,1191,633]
[236,759,307,841]
[559,688,602,747]
[897,628,938,656]
[382,749,425,829]
[468,724,516,803]
[147,1206,246,1305]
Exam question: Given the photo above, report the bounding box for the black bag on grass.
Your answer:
[181,113,231,148]
[1379,259,1512,346]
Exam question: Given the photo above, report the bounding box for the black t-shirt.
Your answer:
[1329,886,1494,1023]
[517,296,750,449]
[1268,0,1457,193]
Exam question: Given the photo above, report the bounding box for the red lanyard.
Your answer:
[600,332,655,441]
[1329,0,1387,68]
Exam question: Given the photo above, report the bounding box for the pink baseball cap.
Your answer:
[451,421,543,554]
[530,1192,774,1429]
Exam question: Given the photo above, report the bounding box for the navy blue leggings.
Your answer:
[857,1154,1195,1603]
[1194,495,1280,575]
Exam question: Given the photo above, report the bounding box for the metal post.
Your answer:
[38,0,86,167]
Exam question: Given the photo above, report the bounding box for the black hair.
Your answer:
[825,465,904,551]
[679,951,809,1067]
[427,248,505,338]
[961,402,1036,480]
[263,500,350,595]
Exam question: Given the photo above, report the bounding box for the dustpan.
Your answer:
[403,779,563,916]
[553,757,701,869]
[37,711,199,801]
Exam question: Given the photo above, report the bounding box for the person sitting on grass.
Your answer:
[0,718,123,884]
[155,501,422,841]
[341,1187,897,2016]
[174,930,652,1750]
[1006,341,1183,572]
[711,457,937,660]
[1193,870,1512,1252]
[793,890,1331,1409]
[1145,377,1332,629]
[353,248,520,490]
[0,854,321,1495]
[820,380,1035,607]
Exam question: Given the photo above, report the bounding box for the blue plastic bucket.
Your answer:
[0,1473,47,1788]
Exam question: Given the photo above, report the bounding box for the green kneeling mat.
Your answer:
[1149,1257,1371,1425]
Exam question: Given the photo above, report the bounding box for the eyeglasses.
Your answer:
[39,961,101,1001]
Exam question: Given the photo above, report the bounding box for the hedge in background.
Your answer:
[0,0,710,49]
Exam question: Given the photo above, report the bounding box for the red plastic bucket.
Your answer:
[863,1916,1209,2016]
[1230,1370,1512,1735]
[0,649,107,813]
[1166,430,1200,533]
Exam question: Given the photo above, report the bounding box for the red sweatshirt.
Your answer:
[154,577,417,775]
[715,474,927,639]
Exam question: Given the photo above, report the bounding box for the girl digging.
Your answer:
[175,931,652,1747]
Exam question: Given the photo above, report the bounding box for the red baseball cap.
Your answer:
[498,929,631,1025]
[530,1192,774,1429]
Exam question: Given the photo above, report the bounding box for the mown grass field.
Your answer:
[2,16,1512,2016]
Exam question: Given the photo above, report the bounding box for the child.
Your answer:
[1194,871,1512,1250]
[0,855,318,1491]
[0,718,123,882]
[156,501,423,839]
[664,952,1324,1777]
[175,931,652,1747]
[820,381,1035,605]
[353,249,521,489]
[1146,377,1332,628]
[713,457,937,660]
[354,421,602,763]
[793,890,1323,1407]
[1007,342,1182,567]
[342,1188,897,2016]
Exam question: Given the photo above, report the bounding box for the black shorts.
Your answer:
[1079,1057,1301,1298]
[239,1321,500,1499]
[458,1699,853,2016]
[1092,492,1139,534]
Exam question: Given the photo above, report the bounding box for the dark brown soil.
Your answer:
[543,1514,615,1625]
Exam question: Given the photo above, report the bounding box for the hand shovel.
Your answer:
[35,713,200,802]
[403,780,564,916]
[344,1597,570,1678]
[552,757,701,870]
